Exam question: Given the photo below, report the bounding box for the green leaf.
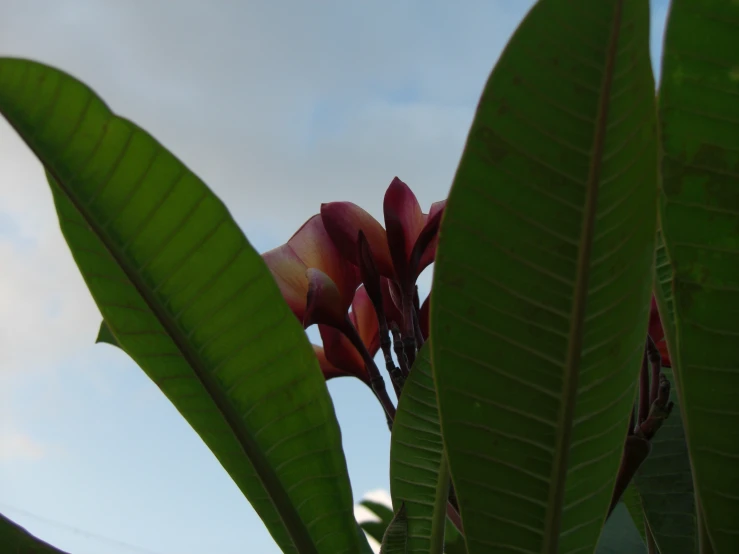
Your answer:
[359,499,394,545]
[0,514,71,553]
[430,1,658,552]
[595,503,647,554]
[633,230,696,553]
[658,1,739,551]
[634,366,697,553]
[95,320,118,346]
[389,343,456,554]
[654,229,676,339]
[361,500,394,525]
[621,485,648,544]
[0,57,361,554]
[380,504,408,554]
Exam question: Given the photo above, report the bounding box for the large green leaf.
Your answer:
[630,230,697,553]
[95,320,117,347]
[634,367,697,553]
[0,514,71,554]
[359,499,395,545]
[380,505,409,554]
[357,495,465,554]
[0,58,362,554]
[389,343,459,554]
[430,1,658,552]
[658,1,739,551]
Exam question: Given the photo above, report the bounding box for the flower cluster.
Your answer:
[261,174,673,426]
[261,177,444,419]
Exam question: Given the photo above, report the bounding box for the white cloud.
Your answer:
[0,430,46,462]
[355,489,392,554]
[0,0,535,398]
[0,120,102,381]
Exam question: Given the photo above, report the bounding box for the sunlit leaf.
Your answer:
[431,1,658,552]
[380,504,408,554]
[389,343,461,554]
[657,0,739,551]
[0,57,363,554]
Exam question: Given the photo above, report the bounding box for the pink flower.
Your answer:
[314,286,379,383]
[321,177,445,297]
[262,214,360,329]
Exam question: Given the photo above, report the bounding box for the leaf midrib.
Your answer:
[1,80,317,553]
[541,2,626,552]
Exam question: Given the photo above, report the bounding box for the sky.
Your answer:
[0,1,669,553]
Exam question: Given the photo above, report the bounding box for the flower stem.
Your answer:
[342,316,396,423]
[401,293,417,369]
[390,322,409,377]
[412,286,425,348]
[646,335,661,404]
[638,339,650,425]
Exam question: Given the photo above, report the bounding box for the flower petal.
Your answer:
[321,202,394,277]
[383,177,424,288]
[381,277,404,328]
[313,344,357,381]
[648,296,671,367]
[349,286,380,357]
[262,214,360,322]
[289,215,360,310]
[357,230,384,314]
[262,245,309,320]
[304,268,349,329]
[417,200,447,273]
[319,325,369,384]
[410,201,446,279]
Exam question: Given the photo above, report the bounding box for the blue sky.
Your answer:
[0,1,669,553]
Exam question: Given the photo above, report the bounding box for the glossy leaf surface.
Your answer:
[634,367,697,553]
[359,500,395,545]
[0,58,361,554]
[431,1,658,552]
[380,505,408,554]
[389,343,456,554]
[658,1,739,551]
[95,320,117,346]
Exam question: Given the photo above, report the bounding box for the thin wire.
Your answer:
[0,502,166,554]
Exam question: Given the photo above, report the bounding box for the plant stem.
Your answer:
[401,293,417,369]
[646,335,661,404]
[391,323,409,377]
[412,286,425,348]
[638,340,650,424]
[446,501,464,536]
[607,435,651,518]
[342,316,396,422]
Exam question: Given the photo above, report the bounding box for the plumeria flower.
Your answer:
[320,177,446,303]
[313,279,405,380]
[313,285,379,384]
[262,215,397,420]
[262,214,360,330]
[648,296,671,368]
